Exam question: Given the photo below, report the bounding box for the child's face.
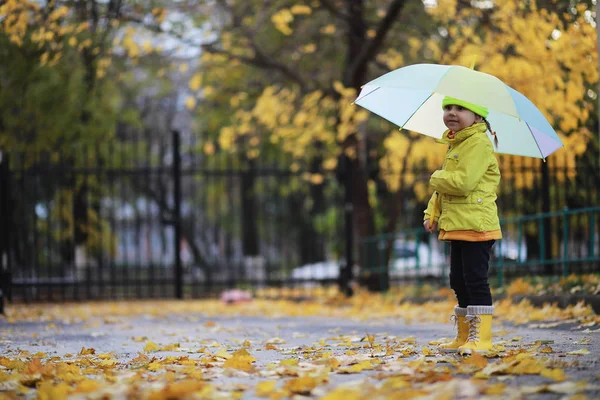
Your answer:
[443,104,482,132]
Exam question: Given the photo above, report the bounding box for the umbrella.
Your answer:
[354,63,563,159]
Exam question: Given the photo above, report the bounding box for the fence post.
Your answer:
[0,152,12,313]
[342,155,354,297]
[172,131,183,299]
[562,207,569,277]
[590,211,596,260]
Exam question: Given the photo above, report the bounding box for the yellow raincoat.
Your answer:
[423,123,502,242]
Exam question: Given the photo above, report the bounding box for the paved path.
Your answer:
[1,308,599,399]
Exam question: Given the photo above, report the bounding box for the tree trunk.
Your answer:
[241,157,259,256]
[340,0,408,292]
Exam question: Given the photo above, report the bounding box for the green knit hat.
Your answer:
[441,96,488,118]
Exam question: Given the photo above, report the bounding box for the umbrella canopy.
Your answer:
[354,63,563,159]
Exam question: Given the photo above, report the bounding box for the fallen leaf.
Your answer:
[143,341,160,352]
[461,352,487,369]
[484,383,506,395]
[150,380,206,399]
[280,359,298,367]
[73,379,101,393]
[129,352,149,365]
[547,380,590,394]
[566,348,590,356]
[362,333,375,348]
[541,368,567,381]
[255,380,277,396]
[266,337,286,344]
[539,345,553,353]
[37,381,71,400]
[223,349,256,373]
[509,357,544,375]
[79,347,95,355]
[421,346,434,356]
[160,343,180,351]
[283,376,318,395]
[573,338,591,345]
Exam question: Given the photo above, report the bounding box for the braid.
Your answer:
[483,118,498,148]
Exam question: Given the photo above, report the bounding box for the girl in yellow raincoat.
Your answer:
[423,96,501,354]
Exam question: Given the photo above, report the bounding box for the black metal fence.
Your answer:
[0,132,348,302]
[1,132,598,302]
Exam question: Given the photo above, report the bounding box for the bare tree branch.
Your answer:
[318,0,350,20]
[121,3,308,91]
[344,0,408,88]
[213,0,308,91]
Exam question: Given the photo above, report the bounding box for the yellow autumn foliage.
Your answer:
[379,0,597,194]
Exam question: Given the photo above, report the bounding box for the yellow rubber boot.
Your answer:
[438,306,469,353]
[458,305,494,355]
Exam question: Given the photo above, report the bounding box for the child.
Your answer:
[423,96,501,354]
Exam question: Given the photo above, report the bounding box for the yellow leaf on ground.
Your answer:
[215,348,232,359]
[462,352,488,369]
[74,379,101,393]
[147,361,163,372]
[99,359,117,368]
[539,345,554,353]
[149,380,206,400]
[37,381,71,400]
[160,343,180,351]
[363,333,375,348]
[283,376,318,395]
[484,383,506,395]
[266,337,286,344]
[547,380,590,394]
[509,357,544,375]
[23,358,44,375]
[144,341,160,352]
[129,352,149,365]
[223,349,256,372]
[321,388,362,400]
[422,346,434,356]
[566,348,590,356]
[541,368,567,381]
[79,347,95,355]
[398,337,417,344]
[338,360,374,373]
[255,380,277,396]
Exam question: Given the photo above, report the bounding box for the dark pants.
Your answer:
[450,240,495,307]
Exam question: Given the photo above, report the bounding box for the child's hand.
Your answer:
[423,219,438,233]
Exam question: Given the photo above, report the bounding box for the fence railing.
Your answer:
[1,128,599,303]
[360,207,600,289]
[0,133,347,302]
